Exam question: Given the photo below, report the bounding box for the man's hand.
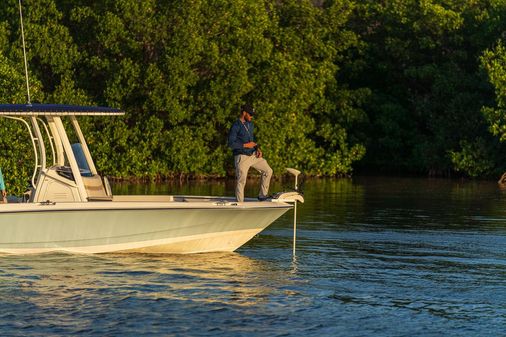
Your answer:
[243,141,257,149]
[256,149,263,158]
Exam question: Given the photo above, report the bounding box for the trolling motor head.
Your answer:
[271,168,304,203]
[286,167,304,193]
[286,168,301,189]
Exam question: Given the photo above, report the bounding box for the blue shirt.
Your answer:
[0,168,5,191]
[228,119,257,156]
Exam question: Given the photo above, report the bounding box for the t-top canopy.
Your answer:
[0,103,124,116]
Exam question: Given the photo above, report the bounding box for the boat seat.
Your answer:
[82,175,112,201]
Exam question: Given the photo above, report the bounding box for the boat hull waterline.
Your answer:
[0,200,292,254]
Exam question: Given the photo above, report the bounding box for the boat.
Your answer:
[0,103,303,254]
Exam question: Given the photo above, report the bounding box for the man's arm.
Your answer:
[228,123,244,150]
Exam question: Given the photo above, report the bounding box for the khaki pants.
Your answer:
[234,154,273,202]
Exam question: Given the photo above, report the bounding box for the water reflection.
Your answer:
[0,252,293,308]
[3,177,506,336]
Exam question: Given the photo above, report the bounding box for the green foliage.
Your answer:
[65,0,365,179]
[352,0,506,176]
[0,24,45,194]
[252,0,367,175]
[449,138,495,178]
[1,0,506,192]
[482,42,506,141]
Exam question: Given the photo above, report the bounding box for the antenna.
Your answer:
[18,0,31,105]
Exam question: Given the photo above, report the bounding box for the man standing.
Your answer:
[228,104,273,202]
[0,168,7,203]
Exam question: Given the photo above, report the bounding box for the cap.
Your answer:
[241,104,255,116]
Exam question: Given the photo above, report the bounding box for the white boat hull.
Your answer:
[0,199,291,254]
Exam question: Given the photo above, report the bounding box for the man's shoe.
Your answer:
[257,195,272,201]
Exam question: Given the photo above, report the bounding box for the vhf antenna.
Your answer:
[18,0,31,105]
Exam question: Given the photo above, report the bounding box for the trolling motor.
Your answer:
[271,168,304,256]
[271,168,304,203]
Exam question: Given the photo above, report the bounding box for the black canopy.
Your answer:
[0,103,124,116]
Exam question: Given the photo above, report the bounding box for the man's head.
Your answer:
[241,104,255,122]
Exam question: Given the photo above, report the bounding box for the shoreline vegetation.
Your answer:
[0,1,506,194]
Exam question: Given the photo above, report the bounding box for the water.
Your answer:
[2,177,506,336]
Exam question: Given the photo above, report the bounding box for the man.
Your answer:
[228,104,273,202]
[0,168,6,203]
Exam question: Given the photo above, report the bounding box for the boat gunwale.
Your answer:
[0,201,293,214]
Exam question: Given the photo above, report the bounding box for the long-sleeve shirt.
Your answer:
[0,168,5,191]
[228,119,257,156]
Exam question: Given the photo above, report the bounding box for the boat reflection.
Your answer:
[5,252,293,309]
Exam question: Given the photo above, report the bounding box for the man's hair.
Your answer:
[241,104,255,116]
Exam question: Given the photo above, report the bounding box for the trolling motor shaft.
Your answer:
[285,168,303,256]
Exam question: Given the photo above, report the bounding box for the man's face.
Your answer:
[244,111,253,122]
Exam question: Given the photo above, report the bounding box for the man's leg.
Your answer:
[251,157,273,199]
[235,155,251,202]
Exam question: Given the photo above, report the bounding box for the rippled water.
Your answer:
[2,177,506,336]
